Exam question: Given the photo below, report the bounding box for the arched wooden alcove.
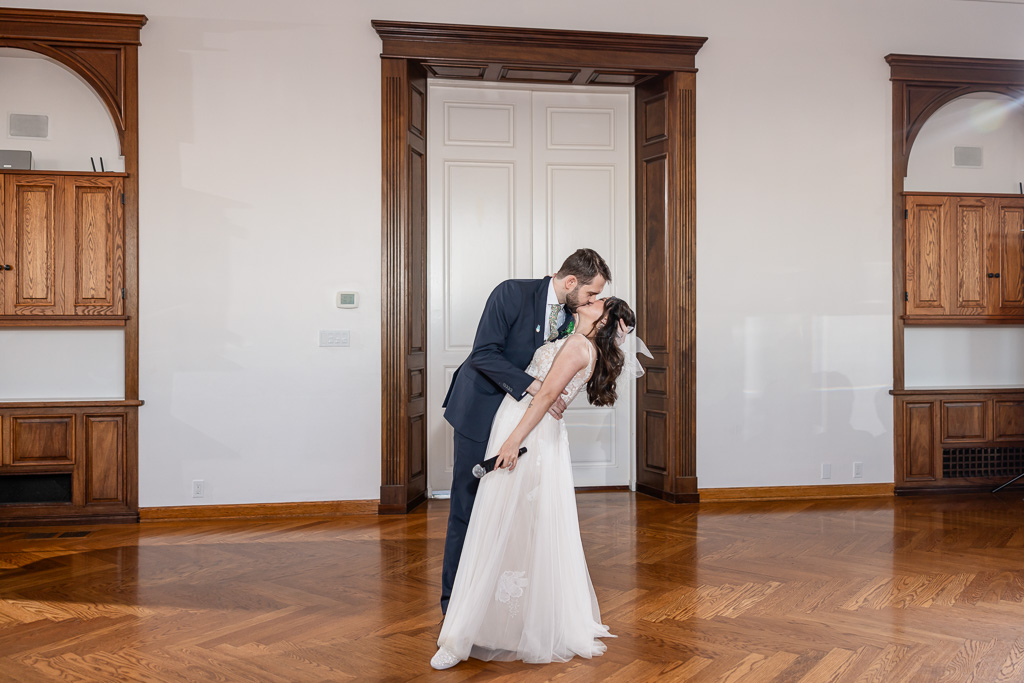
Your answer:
[373,21,707,513]
[0,8,146,525]
[888,54,1024,493]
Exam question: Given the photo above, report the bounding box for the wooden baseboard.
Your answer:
[699,483,894,503]
[140,499,378,522]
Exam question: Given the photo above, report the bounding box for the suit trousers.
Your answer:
[440,429,489,614]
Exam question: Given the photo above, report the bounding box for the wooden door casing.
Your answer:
[379,57,428,514]
[375,22,706,510]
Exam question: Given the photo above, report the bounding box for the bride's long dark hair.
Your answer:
[586,297,636,407]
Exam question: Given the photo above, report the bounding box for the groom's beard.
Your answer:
[565,286,581,312]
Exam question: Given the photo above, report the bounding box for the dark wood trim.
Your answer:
[636,482,700,504]
[699,483,894,502]
[892,387,1024,396]
[372,21,705,73]
[140,499,379,521]
[374,23,706,511]
[0,511,137,527]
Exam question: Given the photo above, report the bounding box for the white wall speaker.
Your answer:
[9,113,49,139]
[953,145,983,168]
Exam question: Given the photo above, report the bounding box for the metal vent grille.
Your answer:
[943,446,1024,478]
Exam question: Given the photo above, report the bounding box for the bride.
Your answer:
[432,296,637,669]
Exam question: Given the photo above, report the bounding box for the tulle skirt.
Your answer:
[437,393,613,664]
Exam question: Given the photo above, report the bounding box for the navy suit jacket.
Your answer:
[442,276,570,443]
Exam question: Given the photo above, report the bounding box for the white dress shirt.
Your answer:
[546,279,565,338]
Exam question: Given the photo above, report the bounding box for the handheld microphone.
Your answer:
[472,447,527,478]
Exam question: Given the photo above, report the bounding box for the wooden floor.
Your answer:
[2,492,1024,682]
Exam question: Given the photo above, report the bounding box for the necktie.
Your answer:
[547,304,561,341]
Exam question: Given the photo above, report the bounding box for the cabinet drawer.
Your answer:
[941,401,990,443]
[9,415,74,466]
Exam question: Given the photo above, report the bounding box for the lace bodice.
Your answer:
[525,336,595,406]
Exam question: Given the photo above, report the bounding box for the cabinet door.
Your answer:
[905,196,949,315]
[901,400,939,482]
[67,176,124,315]
[84,413,125,504]
[994,198,1024,314]
[2,175,67,315]
[950,197,990,316]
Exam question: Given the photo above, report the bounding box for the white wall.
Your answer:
[1,0,1022,502]
[906,93,1024,194]
[905,327,1024,388]
[0,49,122,171]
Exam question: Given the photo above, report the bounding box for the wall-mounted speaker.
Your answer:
[953,146,983,168]
[9,113,49,139]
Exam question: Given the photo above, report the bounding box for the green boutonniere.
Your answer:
[564,319,575,336]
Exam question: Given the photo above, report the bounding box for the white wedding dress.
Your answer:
[436,336,614,665]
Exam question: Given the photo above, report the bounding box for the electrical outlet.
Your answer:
[821,463,831,480]
[853,462,864,478]
[192,480,205,498]
[319,330,350,347]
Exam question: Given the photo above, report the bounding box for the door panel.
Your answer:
[532,89,633,487]
[427,85,533,492]
[427,82,634,492]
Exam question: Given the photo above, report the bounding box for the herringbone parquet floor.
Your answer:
[2,492,1024,681]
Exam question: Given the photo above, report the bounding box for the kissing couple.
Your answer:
[433,248,645,669]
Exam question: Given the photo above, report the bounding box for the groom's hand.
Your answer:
[548,394,568,420]
[526,381,568,419]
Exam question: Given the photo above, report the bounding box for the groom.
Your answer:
[439,248,613,615]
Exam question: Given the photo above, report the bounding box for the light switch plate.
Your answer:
[319,330,350,347]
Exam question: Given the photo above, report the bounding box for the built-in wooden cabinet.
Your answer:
[0,402,139,524]
[0,7,146,524]
[895,389,1024,493]
[0,171,125,323]
[905,193,1024,322]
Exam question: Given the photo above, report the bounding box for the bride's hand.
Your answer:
[494,440,521,472]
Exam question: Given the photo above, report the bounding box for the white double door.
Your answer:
[426,80,634,494]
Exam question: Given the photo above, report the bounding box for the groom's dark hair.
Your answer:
[556,249,611,285]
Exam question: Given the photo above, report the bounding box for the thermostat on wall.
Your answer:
[336,291,359,308]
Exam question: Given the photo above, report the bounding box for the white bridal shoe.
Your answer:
[430,647,459,670]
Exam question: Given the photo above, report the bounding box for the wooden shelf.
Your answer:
[0,316,128,327]
[903,316,1024,326]
[0,169,128,177]
[0,399,144,409]
[903,190,1024,199]
[892,387,1024,396]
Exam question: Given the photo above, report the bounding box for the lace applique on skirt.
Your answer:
[495,570,528,617]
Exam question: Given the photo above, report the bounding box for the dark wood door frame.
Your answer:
[887,54,1024,492]
[374,21,707,513]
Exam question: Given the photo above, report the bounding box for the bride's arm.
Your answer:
[494,336,590,471]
